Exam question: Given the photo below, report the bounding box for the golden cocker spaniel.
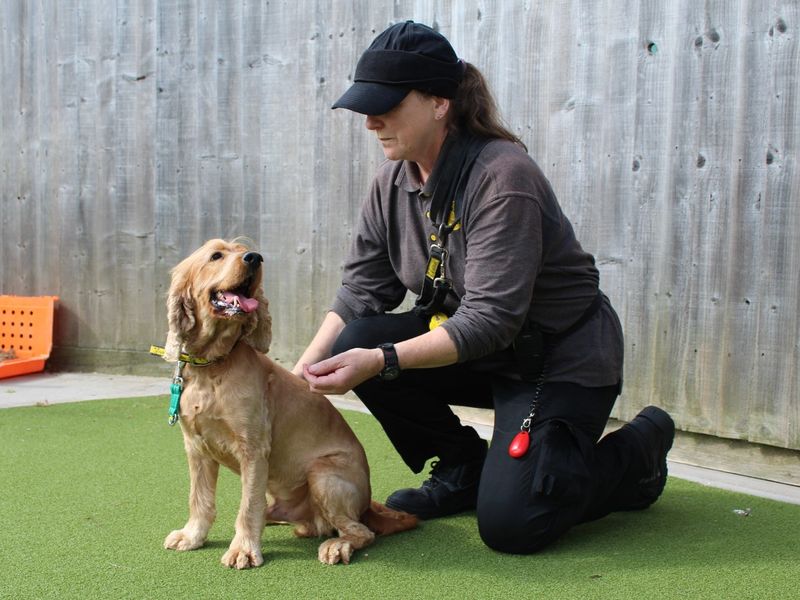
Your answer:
[161,239,416,568]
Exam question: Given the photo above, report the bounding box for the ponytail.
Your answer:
[448,63,527,151]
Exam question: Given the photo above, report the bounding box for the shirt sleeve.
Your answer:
[440,185,545,361]
[331,176,408,323]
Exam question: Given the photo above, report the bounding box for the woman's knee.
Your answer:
[477,499,565,554]
[475,419,594,554]
[476,456,571,554]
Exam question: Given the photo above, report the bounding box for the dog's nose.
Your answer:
[243,252,263,268]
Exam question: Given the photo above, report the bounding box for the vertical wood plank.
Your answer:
[114,0,157,346]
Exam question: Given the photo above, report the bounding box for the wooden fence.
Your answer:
[1,0,798,452]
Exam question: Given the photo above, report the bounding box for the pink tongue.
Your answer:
[221,292,259,313]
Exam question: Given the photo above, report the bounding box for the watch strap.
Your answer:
[377,343,400,380]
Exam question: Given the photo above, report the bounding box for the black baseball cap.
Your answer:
[332,21,465,116]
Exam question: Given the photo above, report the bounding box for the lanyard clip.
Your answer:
[437,221,455,244]
[168,361,186,426]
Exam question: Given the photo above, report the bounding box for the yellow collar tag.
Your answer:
[148,345,211,366]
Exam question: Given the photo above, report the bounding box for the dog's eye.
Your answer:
[210,251,224,261]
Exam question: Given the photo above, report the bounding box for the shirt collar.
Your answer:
[393,134,460,197]
[395,161,423,194]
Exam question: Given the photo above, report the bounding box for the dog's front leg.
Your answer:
[164,447,219,552]
[221,455,269,569]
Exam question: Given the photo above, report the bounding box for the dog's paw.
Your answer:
[318,538,354,565]
[164,529,205,551]
[221,540,264,569]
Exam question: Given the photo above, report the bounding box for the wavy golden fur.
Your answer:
[162,239,416,568]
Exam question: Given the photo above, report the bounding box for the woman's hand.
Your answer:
[301,324,458,394]
[291,311,346,380]
[303,347,384,395]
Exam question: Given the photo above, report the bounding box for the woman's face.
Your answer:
[365,91,448,171]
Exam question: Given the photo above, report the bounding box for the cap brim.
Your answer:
[331,82,410,116]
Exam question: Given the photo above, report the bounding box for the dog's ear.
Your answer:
[164,260,196,362]
[242,287,272,354]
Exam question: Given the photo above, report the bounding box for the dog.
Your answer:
[160,238,417,568]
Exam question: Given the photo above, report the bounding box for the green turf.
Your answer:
[1,396,797,599]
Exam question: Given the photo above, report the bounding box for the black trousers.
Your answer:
[333,312,643,554]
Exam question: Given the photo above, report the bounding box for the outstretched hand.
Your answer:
[303,348,384,395]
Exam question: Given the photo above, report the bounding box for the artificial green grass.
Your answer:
[1,396,797,599]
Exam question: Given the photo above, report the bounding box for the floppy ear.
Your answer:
[164,260,197,362]
[242,287,272,354]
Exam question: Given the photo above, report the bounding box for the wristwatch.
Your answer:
[377,343,400,381]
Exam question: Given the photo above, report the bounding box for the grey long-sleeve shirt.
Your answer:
[332,139,623,388]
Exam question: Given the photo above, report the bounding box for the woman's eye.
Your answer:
[210,252,224,261]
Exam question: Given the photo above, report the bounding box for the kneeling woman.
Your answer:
[294,21,674,553]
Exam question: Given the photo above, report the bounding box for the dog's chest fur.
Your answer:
[178,361,270,472]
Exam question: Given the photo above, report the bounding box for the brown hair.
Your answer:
[447,63,527,150]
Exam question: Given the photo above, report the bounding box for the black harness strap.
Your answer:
[414,134,490,318]
[547,290,605,345]
[515,290,605,381]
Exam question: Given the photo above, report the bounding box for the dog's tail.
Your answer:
[360,500,418,536]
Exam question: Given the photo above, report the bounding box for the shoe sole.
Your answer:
[385,494,478,521]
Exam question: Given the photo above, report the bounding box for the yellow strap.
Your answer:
[428,312,449,330]
[425,256,441,280]
[148,345,211,366]
[446,203,461,230]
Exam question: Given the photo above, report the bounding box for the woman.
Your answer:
[293,21,674,554]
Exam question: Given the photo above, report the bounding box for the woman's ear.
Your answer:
[433,96,450,121]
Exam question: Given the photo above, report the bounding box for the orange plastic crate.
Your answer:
[0,295,59,379]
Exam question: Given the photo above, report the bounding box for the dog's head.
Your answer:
[164,238,272,361]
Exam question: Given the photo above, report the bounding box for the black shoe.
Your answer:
[385,452,486,520]
[620,406,675,509]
